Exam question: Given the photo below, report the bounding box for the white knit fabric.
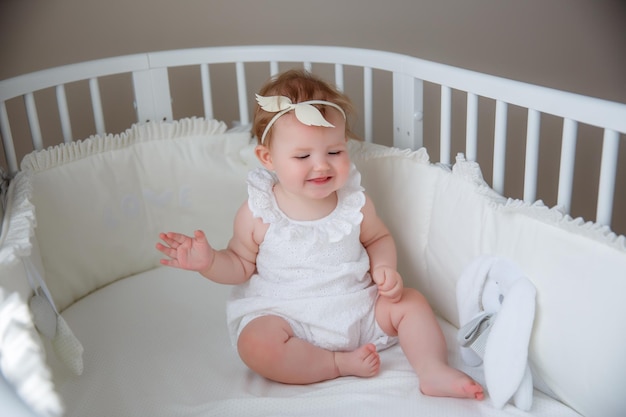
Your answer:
[227,165,393,351]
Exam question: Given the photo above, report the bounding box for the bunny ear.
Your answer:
[484,276,536,409]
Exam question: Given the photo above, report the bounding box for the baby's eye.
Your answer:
[328,151,342,156]
[295,155,310,160]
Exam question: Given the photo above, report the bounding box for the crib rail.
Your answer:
[1,45,625,231]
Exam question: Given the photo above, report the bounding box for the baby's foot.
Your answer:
[419,364,484,400]
[334,344,380,378]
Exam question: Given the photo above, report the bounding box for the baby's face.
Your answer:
[265,109,351,202]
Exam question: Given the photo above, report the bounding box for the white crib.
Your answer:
[1,45,625,417]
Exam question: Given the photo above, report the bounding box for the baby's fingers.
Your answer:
[155,242,175,257]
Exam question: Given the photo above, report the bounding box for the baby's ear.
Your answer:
[255,145,273,170]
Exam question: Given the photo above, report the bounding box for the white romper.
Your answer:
[226,165,396,352]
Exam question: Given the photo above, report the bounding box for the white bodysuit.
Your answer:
[226,165,396,351]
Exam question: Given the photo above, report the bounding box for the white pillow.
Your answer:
[19,118,257,311]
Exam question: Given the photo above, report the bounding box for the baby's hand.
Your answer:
[372,266,403,303]
[156,230,215,273]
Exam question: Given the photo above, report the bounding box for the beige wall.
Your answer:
[1,0,625,232]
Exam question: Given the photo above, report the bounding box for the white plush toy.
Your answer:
[456,256,537,411]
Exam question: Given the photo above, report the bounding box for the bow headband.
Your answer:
[256,94,346,144]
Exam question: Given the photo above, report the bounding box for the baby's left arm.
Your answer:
[360,195,404,302]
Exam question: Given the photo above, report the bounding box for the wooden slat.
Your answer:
[270,61,279,77]
[24,93,43,150]
[363,67,373,143]
[492,100,508,194]
[440,85,452,165]
[465,92,478,161]
[557,118,578,213]
[235,62,249,126]
[200,64,214,120]
[0,101,18,175]
[56,85,73,143]
[596,129,619,225]
[334,64,344,92]
[89,78,106,135]
[523,109,541,202]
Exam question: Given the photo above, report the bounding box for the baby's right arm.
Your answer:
[156,201,260,285]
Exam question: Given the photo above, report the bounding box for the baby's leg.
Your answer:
[237,315,380,384]
[375,289,484,400]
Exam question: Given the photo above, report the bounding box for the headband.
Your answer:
[256,94,346,144]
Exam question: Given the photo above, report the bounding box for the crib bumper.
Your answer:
[1,119,626,417]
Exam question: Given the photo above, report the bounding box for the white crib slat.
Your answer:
[492,100,508,194]
[303,62,312,72]
[24,93,43,150]
[334,64,344,92]
[270,61,279,77]
[363,67,373,143]
[200,64,214,120]
[596,129,619,226]
[440,85,452,165]
[0,102,19,175]
[89,78,106,135]
[557,118,578,213]
[235,62,249,126]
[523,109,541,202]
[56,85,73,143]
[465,92,478,161]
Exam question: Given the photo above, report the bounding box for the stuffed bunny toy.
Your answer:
[456,256,536,410]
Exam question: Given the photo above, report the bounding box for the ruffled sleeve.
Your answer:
[247,168,282,224]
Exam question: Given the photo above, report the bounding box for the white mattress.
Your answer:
[47,267,581,417]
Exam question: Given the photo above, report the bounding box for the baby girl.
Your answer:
[156,69,483,400]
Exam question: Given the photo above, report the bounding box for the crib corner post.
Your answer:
[392,73,423,150]
[132,68,173,124]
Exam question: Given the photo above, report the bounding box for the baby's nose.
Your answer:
[313,156,330,170]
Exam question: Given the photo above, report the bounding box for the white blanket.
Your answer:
[47,267,581,417]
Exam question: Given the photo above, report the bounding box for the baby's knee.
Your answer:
[237,316,291,366]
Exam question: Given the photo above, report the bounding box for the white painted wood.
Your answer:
[557,118,578,213]
[523,109,541,202]
[334,64,344,92]
[392,73,423,150]
[465,92,478,161]
[89,78,106,135]
[235,62,249,126]
[492,100,508,195]
[132,68,172,123]
[0,54,149,102]
[55,85,73,143]
[24,93,43,150]
[1,45,624,229]
[363,67,373,143]
[200,64,214,120]
[0,102,18,175]
[596,129,619,225]
[270,61,279,77]
[440,86,452,165]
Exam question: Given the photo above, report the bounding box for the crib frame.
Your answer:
[1,45,625,229]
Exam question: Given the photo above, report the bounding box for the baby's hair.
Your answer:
[252,69,358,147]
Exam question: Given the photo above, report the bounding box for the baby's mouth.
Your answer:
[308,176,332,184]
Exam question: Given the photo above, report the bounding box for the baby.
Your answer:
[156,69,483,400]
